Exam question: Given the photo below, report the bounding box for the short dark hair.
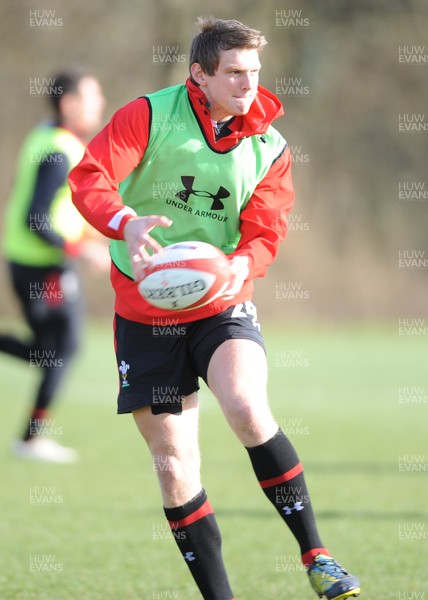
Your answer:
[189,17,267,76]
[47,67,93,115]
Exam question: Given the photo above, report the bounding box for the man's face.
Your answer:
[192,48,261,122]
[75,77,105,134]
[60,76,105,139]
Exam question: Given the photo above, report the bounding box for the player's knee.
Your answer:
[223,394,276,444]
[60,335,80,361]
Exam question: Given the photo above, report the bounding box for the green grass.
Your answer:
[0,320,426,599]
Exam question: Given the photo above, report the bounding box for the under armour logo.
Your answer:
[282,502,304,516]
[176,176,230,210]
[184,552,195,562]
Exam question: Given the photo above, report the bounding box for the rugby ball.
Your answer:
[137,241,232,311]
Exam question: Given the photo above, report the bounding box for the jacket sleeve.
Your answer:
[232,144,295,278]
[68,97,150,240]
[27,153,69,248]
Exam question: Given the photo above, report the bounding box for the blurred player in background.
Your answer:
[69,18,360,600]
[0,67,108,463]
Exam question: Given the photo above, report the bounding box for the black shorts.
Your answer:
[114,301,265,415]
[8,261,82,354]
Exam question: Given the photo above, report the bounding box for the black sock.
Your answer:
[22,408,50,441]
[246,428,329,565]
[22,352,72,441]
[164,489,235,600]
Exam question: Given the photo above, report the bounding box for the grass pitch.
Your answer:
[0,321,426,599]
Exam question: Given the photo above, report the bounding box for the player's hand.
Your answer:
[123,215,172,281]
[222,255,249,300]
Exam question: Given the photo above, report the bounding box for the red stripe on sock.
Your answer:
[168,499,214,529]
[31,408,49,421]
[259,462,304,489]
[301,548,331,566]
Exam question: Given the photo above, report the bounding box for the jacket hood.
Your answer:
[185,78,284,148]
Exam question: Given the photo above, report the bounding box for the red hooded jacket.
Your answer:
[69,78,295,324]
